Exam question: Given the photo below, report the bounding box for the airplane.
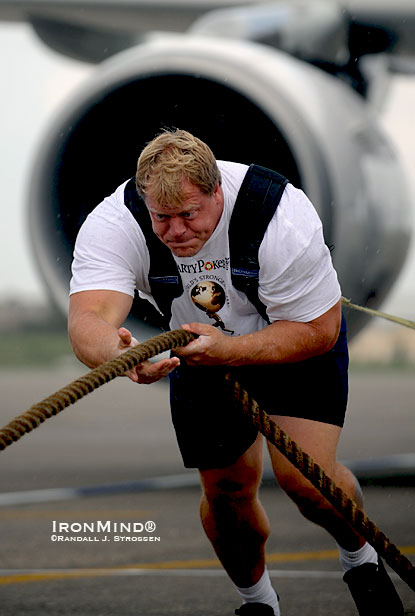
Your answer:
[0,0,414,339]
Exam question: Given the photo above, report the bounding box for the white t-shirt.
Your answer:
[70,161,341,335]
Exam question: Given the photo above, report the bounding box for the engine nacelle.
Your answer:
[28,34,411,337]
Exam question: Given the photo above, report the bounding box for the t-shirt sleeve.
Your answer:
[69,186,150,297]
[258,184,341,323]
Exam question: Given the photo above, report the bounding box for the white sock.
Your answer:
[236,568,280,615]
[337,541,379,572]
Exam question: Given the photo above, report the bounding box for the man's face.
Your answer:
[145,179,224,257]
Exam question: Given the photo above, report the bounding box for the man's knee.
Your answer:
[201,445,262,504]
[200,474,270,547]
[202,475,258,510]
[200,460,263,522]
[200,435,264,519]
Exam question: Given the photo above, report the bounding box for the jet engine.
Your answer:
[28,34,411,338]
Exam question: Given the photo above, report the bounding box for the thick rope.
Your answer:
[0,327,414,591]
[226,374,415,592]
[0,329,196,451]
[341,297,415,330]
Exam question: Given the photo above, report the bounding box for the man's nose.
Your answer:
[167,217,187,238]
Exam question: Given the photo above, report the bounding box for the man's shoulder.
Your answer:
[277,183,322,229]
[82,179,141,235]
[261,183,326,261]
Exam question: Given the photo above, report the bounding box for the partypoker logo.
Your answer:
[191,281,234,334]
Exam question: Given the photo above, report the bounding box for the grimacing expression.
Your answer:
[145,179,224,257]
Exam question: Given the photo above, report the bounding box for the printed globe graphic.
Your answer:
[191,281,225,313]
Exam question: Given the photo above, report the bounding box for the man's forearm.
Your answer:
[69,306,179,385]
[68,312,123,369]
[227,318,339,366]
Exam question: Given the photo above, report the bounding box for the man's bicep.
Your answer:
[69,290,134,329]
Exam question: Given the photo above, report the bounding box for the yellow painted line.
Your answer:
[125,546,415,569]
[0,571,107,586]
[124,557,220,570]
[268,549,339,563]
[0,547,414,586]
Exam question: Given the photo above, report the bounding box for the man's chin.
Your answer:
[169,243,201,257]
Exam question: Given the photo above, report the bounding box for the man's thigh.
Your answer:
[266,415,342,488]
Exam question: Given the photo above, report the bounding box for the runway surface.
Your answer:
[0,366,414,615]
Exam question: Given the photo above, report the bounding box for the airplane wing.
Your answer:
[0,1,415,63]
[0,0,262,62]
[0,2,414,39]
[0,0,255,33]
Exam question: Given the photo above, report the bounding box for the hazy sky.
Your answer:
[0,22,414,319]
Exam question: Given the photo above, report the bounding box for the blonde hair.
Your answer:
[136,129,221,207]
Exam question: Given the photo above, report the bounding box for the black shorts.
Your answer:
[169,315,349,470]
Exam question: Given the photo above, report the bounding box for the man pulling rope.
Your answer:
[67,129,404,615]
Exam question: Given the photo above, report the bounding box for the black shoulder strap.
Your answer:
[124,178,183,330]
[229,164,288,323]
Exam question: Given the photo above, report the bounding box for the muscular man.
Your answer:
[68,129,403,615]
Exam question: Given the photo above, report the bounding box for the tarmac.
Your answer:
[0,366,414,615]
